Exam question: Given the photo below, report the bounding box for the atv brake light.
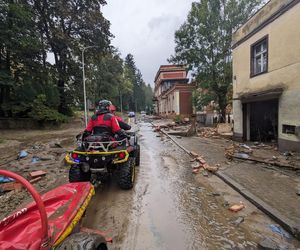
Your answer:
[119,152,125,159]
[71,153,78,159]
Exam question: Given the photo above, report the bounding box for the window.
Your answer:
[282,124,296,135]
[251,36,268,77]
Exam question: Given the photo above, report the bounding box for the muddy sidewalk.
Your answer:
[0,118,83,218]
[154,123,300,242]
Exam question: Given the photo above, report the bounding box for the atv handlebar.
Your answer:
[0,170,50,249]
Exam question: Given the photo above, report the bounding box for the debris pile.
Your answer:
[225,143,300,170]
[0,140,69,219]
[189,151,219,174]
[197,127,219,138]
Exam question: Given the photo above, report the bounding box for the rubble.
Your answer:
[225,143,300,170]
[30,170,47,178]
[189,151,199,158]
[197,127,218,138]
[0,182,23,192]
[229,202,245,212]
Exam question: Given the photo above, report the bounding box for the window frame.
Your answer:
[250,35,269,77]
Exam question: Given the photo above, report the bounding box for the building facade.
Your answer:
[232,0,300,151]
[153,65,195,117]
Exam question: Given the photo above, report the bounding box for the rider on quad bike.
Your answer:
[84,100,127,140]
[65,99,140,190]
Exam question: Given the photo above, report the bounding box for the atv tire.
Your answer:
[69,165,91,182]
[117,157,135,190]
[135,145,140,167]
[56,232,107,250]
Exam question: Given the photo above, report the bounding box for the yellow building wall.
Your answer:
[233,2,300,145]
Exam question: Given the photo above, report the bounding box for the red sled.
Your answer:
[0,170,111,250]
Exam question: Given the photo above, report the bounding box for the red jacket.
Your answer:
[86,113,121,134]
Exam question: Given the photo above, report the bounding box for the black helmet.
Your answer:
[96,99,112,114]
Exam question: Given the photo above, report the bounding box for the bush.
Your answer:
[174,115,181,123]
[28,95,68,123]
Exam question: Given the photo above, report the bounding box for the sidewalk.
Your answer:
[152,120,300,240]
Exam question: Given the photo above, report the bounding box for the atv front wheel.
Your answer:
[56,232,107,250]
[117,158,135,190]
[69,165,91,182]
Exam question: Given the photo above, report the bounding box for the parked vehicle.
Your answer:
[128,111,135,118]
[0,169,110,250]
[65,130,140,190]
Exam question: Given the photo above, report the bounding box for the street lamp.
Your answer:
[82,45,99,127]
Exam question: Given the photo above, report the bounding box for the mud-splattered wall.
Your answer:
[232,0,300,151]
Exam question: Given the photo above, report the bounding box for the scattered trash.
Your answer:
[229,202,245,212]
[211,192,221,197]
[18,150,28,159]
[30,170,47,178]
[233,153,250,159]
[240,144,252,150]
[283,151,293,157]
[271,156,278,160]
[31,156,41,163]
[254,141,260,146]
[257,238,279,250]
[233,216,244,226]
[268,224,290,239]
[176,136,182,139]
[0,176,14,183]
[156,135,161,137]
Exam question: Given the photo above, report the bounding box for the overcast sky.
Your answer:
[102,0,194,85]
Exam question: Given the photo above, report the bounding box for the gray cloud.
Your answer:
[103,0,194,85]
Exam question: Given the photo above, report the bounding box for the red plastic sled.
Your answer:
[0,170,109,250]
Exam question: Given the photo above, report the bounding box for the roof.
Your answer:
[154,65,187,82]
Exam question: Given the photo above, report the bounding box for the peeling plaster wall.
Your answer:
[233,1,300,147]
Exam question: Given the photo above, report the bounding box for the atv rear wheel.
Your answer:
[135,145,140,167]
[69,165,91,182]
[117,157,135,190]
[56,232,107,250]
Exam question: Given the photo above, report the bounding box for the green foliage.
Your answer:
[174,115,181,123]
[170,0,263,120]
[192,89,215,111]
[28,95,68,123]
[0,1,153,122]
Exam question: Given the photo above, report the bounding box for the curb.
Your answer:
[156,126,300,240]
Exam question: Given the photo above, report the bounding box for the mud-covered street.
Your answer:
[1,119,299,249]
[83,122,300,250]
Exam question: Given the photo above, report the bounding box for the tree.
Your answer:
[169,0,263,121]
[32,0,112,114]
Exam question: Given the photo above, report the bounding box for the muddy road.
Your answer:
[83,122,300,250]
[1,118,299,249]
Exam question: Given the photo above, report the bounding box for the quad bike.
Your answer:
[0,169,111,250]
[65,128,140,190]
